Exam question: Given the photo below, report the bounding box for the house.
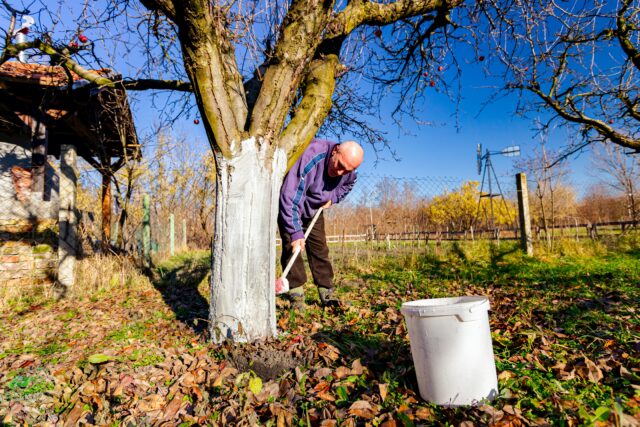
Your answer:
[0,61,139,294]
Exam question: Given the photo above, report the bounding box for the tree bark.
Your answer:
[209,138,287,343]
[101,172,112,251]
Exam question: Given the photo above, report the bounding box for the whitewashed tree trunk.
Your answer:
[209,138,287,343]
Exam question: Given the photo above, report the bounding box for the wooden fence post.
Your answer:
[182,219,187,249]
[516,173,534,256]
[143,195,151,268]
[57,144,78,295]
[112,221,119,247]
[169,213,175,256]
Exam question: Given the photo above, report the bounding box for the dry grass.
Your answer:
[74,254,150,298]
[0,254,152,313]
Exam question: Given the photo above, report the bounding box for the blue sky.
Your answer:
[332,61,591,186]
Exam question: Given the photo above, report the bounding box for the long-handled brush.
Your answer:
[275,207,324,294]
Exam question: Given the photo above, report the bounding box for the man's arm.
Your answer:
[280,147,326,241]
[331,173,357,204]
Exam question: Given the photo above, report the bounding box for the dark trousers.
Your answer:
[279,212,334,290]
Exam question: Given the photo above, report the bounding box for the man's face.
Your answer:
[328,145,358,177]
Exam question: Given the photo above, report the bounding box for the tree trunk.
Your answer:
[209,138,287,343]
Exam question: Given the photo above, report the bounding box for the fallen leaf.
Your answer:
[349,400,376,419]
[138,394,165,412]
[314,381,331,393]
[415,407,432,420]
[498,370,514,381]
[351,359,364,375]
[335,366,350,379]
[583,357,603,383]
[63,405,88,427]
[88,354,115,364]
[249,376,263,395]
[314,367,332,378]
[180,372,196,388]
[162,396,183,420]
[379,383,388,401]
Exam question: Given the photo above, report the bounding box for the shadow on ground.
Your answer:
[151,255,211,336]
[312,327,417,388]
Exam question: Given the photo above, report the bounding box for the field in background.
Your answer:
[1,238,639,425]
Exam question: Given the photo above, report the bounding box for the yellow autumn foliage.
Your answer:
[424,181,516,231]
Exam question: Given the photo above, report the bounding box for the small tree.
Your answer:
[592,143,639,223]
[425,181,515,232]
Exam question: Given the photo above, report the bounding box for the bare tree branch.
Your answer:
[122,78,192,92]
[327,0,461,38]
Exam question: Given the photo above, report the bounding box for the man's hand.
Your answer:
[292,239,305,253]
[323,200,332,209]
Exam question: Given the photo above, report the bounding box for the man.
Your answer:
[278,139,364,310]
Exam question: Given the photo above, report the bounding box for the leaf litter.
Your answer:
[0,248,639,425]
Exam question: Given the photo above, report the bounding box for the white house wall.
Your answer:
[0,133,59,220]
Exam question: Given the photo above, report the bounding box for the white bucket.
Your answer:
[400,296,498,406]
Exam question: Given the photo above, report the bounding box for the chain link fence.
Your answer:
[324,174,517,241]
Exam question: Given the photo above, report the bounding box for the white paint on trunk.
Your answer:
[209,137,287,342]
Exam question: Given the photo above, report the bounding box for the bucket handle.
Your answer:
[414,299,489,321]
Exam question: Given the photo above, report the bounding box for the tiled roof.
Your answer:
[0,61,112,87]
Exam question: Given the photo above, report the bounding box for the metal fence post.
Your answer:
[516,173,533,256]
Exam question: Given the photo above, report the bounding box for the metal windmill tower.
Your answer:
[475,144,520,230]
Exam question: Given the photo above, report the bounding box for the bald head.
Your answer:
[328,140,364,177]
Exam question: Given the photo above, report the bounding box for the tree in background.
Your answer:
[517,146,577,249]
[578,184,629,224]
[75,129,215,255]
[592,143,639,223]
[425,181,515,232]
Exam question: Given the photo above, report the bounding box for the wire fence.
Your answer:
[323,174,517,239]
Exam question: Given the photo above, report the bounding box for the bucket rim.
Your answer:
[400,296,489,318]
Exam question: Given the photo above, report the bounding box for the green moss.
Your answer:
[32,244,53,254]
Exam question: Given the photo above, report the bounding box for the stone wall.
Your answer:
[1,134,60,287]
[0,219,58,287]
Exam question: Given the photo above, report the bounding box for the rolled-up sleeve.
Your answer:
[332,172,357,204]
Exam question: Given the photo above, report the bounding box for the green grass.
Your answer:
[330,239,639,424]
[129,349,165,368]
[106,321,148,342]
[5,372,54,399]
